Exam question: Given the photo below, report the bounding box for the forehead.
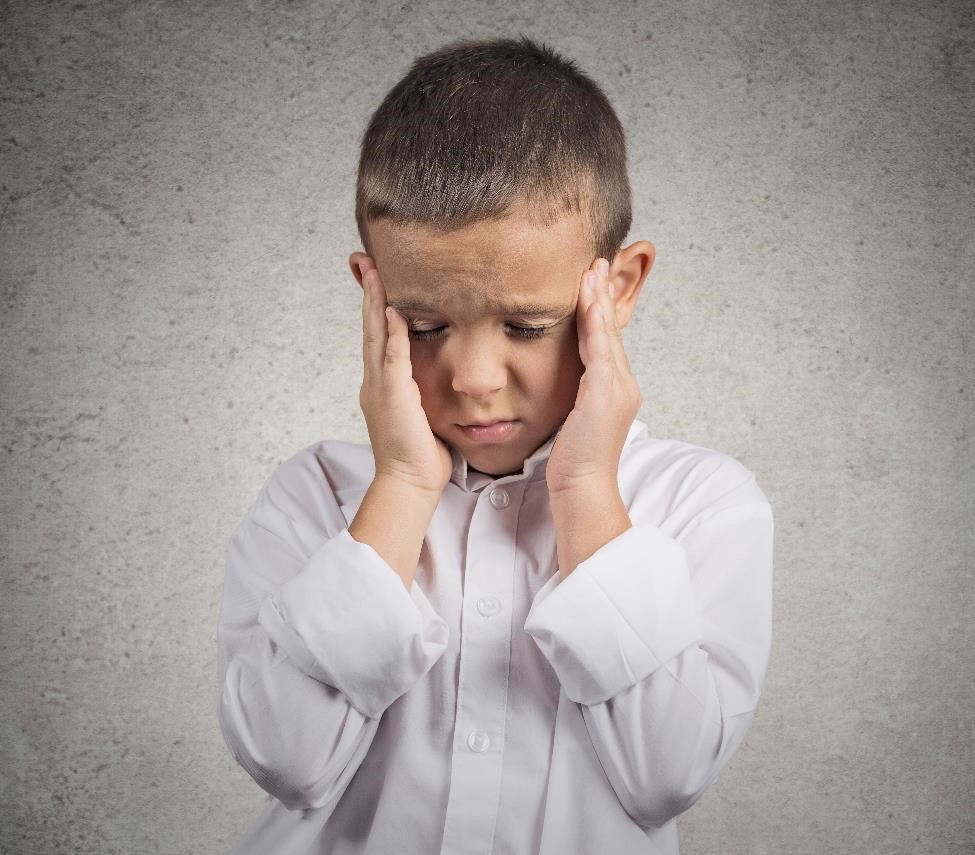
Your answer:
[366,207,593,314]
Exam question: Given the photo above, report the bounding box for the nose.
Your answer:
[448,338,507,398]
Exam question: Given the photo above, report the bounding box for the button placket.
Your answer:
[440,478,524,853]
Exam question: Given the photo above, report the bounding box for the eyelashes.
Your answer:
[406,324,549,343]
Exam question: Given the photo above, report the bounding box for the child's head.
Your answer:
[354,35,631,265]
[350,36,654,476]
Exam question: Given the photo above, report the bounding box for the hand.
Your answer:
[357,258,453,496]
[546,257,643,496]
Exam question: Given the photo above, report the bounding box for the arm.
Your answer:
[217,470,448,812]
[342,254,453,592]
[217,251,455,810]
[534,249,773,826]
[525,471,774,828]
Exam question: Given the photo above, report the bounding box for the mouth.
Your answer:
[457,419,519,443]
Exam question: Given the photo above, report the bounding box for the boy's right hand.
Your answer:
[357,259,453,497]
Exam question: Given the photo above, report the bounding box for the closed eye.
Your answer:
[510,325,548,340]
[406,327,445,342]
[406,324,549,342]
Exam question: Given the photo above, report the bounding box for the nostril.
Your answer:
[452,383,506,398]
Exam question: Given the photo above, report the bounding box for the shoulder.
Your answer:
[272,436,374,485]
[254,437,376,531]
[621,419,759,489]
[620,421,770,521]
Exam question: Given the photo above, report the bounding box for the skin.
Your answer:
[347,201,656,586]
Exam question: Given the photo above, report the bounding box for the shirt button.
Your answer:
[476,597,501,617]
[489,487,510,509]
[467,730,491,753]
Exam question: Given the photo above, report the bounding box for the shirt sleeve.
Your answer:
[217,456,449,812]
[523,466,773,828]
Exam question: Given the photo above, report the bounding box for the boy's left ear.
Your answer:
[608,240,655,329]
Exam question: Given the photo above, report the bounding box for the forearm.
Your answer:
[348,473,442,589]
[549,477,632,581]
[579,647,751,827]
[219,500,452,805]
[219,625,379,811]
[526,486,774,829]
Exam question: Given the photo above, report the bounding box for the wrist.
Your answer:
[548,475,627,537]
[373,470,446,505]
[547,472,620,504]
[547,476,631,580]
[348,474,443,590]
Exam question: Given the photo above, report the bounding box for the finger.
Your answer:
[361,268,387,380]
[585,300,613,368]
[595,258,634,372]
[595,258,621,336]
[357,256,376,278]
[382,305,414,386]
[576,265,599,366]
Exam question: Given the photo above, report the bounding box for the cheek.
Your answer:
[552,333,586,397]
[523,338,581,393]
[407,347,438,387]
[551,322,583,366]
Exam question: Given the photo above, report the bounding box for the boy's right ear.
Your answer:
[348,251,375,288]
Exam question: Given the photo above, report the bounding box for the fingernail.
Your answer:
[597,258,610,277]
[608,280,616,299]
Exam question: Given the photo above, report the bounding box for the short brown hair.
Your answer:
[355,36,632,263]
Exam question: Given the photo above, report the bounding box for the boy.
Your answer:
[217,36,773,855]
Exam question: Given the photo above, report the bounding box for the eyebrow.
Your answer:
[387,298,572,319]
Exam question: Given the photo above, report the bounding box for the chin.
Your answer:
[463,451,515,477]
[439,419,559,477]
[472,461,521,477]
[463,438,538,478]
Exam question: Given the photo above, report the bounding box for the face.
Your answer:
[359,207,595,477]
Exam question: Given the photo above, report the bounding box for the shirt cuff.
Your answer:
[523,523,702,706]
[257,527,449,719]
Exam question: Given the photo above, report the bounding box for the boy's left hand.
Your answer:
[546,258,643,496]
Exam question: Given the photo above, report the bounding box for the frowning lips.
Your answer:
[458,419,516,427]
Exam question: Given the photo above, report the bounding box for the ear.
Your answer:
[348,251,375,288]
[607,240,655,329]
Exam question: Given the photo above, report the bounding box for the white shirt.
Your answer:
[217,417,774,855]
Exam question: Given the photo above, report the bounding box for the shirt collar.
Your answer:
[448,417,648,493]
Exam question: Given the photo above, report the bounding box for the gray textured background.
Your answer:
[1,1,972,853]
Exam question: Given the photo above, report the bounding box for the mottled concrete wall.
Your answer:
[1,1,971,853]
